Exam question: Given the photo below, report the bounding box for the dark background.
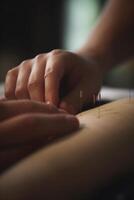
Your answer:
[0,0,64,81]
[0,0,107,82]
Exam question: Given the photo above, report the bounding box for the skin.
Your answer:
[0,100,79,172]
[4,0,134,114]
[0,98,134,200]
[0,0,134,198]
[4,51,103,114]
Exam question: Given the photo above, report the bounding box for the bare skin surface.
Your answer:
[0,98,134,200]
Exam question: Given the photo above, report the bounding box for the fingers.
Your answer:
[15,60,32,99]
[0,100,63,121]
[5,55,47,102]
[28,54,46,101]
[5,50,85,109]
[5,50,70,104]
[0,113,79,148]
[5,67,19,99]
[44,50,65,105]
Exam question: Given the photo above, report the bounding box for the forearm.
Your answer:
[77,0,134,72]
[0,99,134,200]
[0,144,43,173]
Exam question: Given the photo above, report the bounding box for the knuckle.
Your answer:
[28,80,41,91]
[47,50,68,72]
[45,65,54,75]
[50,49,63,56]
[21,59,31,66]
[34,54,44,62]
[7,68,18,77]
[47,56,61,71]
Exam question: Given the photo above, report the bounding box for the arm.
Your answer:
[0,98,134,200]
[78,0,134,71]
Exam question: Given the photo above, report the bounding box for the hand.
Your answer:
[0,100,79,171]
[5,49,103,114]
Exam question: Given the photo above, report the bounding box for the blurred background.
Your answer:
[0,0,134,88]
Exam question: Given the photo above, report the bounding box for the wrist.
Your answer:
[75,44,113,76]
